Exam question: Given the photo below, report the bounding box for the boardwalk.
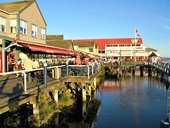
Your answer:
[0,64,101,114]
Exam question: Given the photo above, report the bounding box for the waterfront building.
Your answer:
[73,38,161,62]
[0,0,78,73]
[73,41,98,54]
[46,35,77,64]
[0,0,46,45]
[0,0,47,72]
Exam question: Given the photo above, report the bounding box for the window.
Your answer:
[41,28,46,40]
[20,20,27,35]
[10,19,17,33]
[99,50,105,53]
[32,25,38,38]
[0,17,6,32]
[89,48,93,52]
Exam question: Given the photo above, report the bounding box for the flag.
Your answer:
[135,28,140,37]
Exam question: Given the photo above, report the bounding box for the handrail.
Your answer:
[0,64,101,92]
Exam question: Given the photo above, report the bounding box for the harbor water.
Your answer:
[93,76,168,128]
[0,75,168,128]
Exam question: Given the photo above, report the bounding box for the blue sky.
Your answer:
[1,0,170,57]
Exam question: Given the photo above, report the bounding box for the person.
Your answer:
[24,56,33,70]
[32,59,39,69]
[7,51,15,71]
[16,58,24,71]
[24,56,33,82]
[16,58,24,77]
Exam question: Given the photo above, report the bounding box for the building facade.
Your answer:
[0,0,47,72]
[73,38,160,62]
[73,41,98,54]
[0,0,46,45]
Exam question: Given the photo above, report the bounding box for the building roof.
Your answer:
[73,38,143,50]
[149,52,160,57]
[46,35,64,41]
[46,40,74,50]
[145,47,157,52]
[0,0,34,13]
[46,35,74,50]
[73,41,96,47]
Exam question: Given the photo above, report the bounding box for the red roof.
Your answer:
[73,38,143,50]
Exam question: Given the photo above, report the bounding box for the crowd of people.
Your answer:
[7,51,101,73]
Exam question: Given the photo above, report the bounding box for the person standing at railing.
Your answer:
[24,56,33,82]
[16,58,24,77]
[16,58,24,70]
[32,59,39,69]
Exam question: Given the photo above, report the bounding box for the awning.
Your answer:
[18,42,77,55]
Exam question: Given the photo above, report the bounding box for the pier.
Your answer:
[0,64,102,121]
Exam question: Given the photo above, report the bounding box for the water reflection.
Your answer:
[94,76,168,128]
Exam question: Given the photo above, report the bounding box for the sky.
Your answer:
[1,0,170,57]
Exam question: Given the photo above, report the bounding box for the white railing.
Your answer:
[149,62,170,74]
[0,64,101,92]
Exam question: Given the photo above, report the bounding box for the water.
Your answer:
[0,76,168,128]
[93,76,168,128]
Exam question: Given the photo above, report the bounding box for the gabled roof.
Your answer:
[0,0,34,13]
[149,52,160,57]
[73,38,143,50]
[0,0,47,25]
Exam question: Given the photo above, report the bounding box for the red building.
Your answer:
[73,38,149,61]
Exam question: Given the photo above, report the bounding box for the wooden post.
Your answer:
[92,90,97,100]
[93,77,96,89]
[56,67,60,80]
[82,83,86,101]
[148,65,152,77]
[30,96,40,122]
[82,101,86,118]
[52,68,55,79]
[140,65,143,77]
[82,89,86,101]
[87,85,91,96]
[54,114,59,126]
[53,89,59,103]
